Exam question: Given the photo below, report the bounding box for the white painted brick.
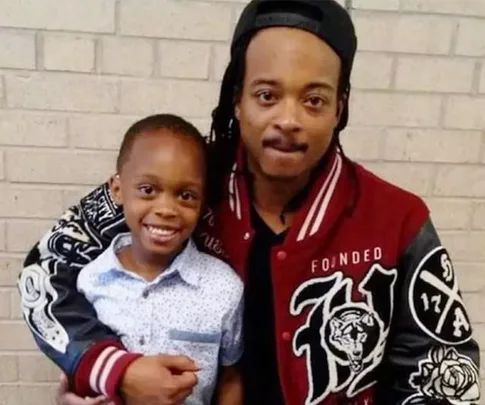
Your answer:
[0,31,35,70]
[440,231,485,262]
[353,0,399,10]
[120,79,219,118]
[0,150,4,180]
[395,56,475,93]
[18,354,60,382]
[7,150,116,186]
[424,198,473,230]
[401,0,485,17]
[211,44,230,81]
[0,355,17,382]
[384,129,482,163]
[0,75,4,106]
[70,115,137,150]
[101,37,153,77]
[0,0,115,33]
[340,127,383,161]
[10,291,21,319]
[351,53,393,89]
[354,14,454,54]
[62,187,97,211]
[444,96,485,130]
[6,219,56,253]
[350,93,442,127]
[456,18,485,56]
[16,386,58,405]
[472,202,485,230]
[434,166,485,197]
[363,162,433,195]
[454,263,485,293]
[6,73,118,113]
[189,118,212,138]
[0,256,22,287]
[0,185,64,219]
[480,63,485,93]
[0,112,67,147]
[0,321,37,350]
[0,290,11,318]
[0,221,5,251]
[463,293,485,323]
[159,41,211,79]
[120,0,232,41]
[43,34,95,73]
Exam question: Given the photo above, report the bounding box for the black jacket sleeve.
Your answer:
[17,182,129,375]
[377,219,481,405]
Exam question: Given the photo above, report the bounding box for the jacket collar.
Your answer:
[225,144,351,245]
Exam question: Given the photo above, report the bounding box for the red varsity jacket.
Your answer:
[18,148,480,405]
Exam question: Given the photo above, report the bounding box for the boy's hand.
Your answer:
[56,374,115,405]
[121,355,200,405]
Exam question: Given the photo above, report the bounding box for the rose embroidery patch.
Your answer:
[403,346,480,405]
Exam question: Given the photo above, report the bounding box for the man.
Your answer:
[18,1,480,404]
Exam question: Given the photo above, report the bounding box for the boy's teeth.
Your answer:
[147,226,176,236]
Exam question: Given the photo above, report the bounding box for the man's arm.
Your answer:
[377,219,480,405]
[17,182,141,399]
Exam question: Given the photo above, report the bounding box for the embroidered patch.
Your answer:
[409,246,471,345]
[403,346,480,405]
[18,262,69,353]
[290,264,397,405]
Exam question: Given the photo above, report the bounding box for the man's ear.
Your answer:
[109,174,123,206]
[234,103,240,121]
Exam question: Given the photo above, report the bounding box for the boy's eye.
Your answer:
[139,185,155,195]
[180,191,196,201]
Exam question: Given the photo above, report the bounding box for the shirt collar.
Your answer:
[106,233,201,288]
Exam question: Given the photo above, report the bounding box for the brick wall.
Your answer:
[0,0,483,403]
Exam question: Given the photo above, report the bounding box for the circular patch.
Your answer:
[409,246,471,345]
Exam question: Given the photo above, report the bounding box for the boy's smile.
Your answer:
[110,128,206,278]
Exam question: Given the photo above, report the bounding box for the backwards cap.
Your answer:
[230,0,357,132]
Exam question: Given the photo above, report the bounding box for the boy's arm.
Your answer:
[215,365,243,405]
[18,182,141,399]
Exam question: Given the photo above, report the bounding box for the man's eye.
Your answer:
[256,91,275,104]
[305,96,326,109]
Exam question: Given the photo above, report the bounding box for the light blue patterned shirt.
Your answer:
[77,233,244,405]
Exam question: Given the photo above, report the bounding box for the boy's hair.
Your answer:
[116,114,207,174]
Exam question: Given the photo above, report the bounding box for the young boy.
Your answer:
[76,114,244,405]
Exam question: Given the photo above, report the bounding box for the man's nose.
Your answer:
[274,99,302,133]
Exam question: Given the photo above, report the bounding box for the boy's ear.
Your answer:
[109,174,123,206]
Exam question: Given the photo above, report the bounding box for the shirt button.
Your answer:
[282,332,291,341]
[142,290,149,299]
[276,250,287,260]
[243,232,250,241]
[139,336,145,345]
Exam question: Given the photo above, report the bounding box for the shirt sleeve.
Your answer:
[220,285,244,366]
[376,219,481,405]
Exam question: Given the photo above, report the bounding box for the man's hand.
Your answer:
[120,355,200,405]
[56,374,115,405]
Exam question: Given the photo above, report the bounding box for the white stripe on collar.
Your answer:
[228,163,242,220]
[296,153,342,242]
